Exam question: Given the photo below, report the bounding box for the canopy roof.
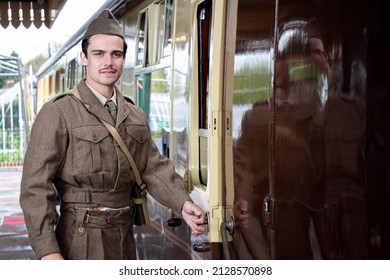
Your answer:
[0,0,67,29]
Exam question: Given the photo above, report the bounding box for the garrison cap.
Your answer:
[83,9,124,40]
[305,22,321,39]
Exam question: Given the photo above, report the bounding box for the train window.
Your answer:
[49,75,54,96]
[67,59,76,89]
[137,12,147,66]
[134,1,175,159]
[61,73,65,94]
[54,72,60,94]
[121,10,139,101]
[55,69,64,94]
[136,0,173,67]
[81,64,87,80]
[162,0,173,58]
[197,0,212,185]
[197,1,211,130]
[136,68,171,156]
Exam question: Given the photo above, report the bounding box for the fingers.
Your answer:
[182,201,206,236]
[192,213,206,236]
[183,201,202,216]
[190,219,205,236]
[233,199,250,228]
[41,253,64,260]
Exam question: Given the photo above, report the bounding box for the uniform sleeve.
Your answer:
[19,101,68,259]
[141,137,191,216]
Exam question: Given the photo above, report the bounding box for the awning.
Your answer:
[0,0,67,29]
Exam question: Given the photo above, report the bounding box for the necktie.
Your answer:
[105,100,117,122]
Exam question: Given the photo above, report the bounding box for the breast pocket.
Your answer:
[72,125,113,174]
[125,124,150,168]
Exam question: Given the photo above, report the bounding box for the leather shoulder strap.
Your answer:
[100,119,143,186]
[66,89,142,186]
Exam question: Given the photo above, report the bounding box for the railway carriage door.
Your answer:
[230,0,389,260]
[228,0,274,259]
[269,0,373,260]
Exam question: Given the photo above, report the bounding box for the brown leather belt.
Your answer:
[81,206,131,213]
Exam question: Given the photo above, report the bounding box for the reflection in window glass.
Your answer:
[137,12,146,66]
[197,0,212,186]
[121,11,139,101]
[156,1,165,60]
[137,68,171,156]
[138,0,174,67]
[163,0,173,57]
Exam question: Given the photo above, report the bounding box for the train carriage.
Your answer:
[35,0,390,259]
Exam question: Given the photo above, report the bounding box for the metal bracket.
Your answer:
[263,195,275,229]
[184,169,193,193]
[221,216,235,260]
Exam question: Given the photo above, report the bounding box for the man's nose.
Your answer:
[104,55,114,66]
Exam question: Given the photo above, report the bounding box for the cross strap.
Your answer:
[66,89,146,190]
[67,89,144,188]
[99,119,143,187]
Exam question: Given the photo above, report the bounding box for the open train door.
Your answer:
[188,0,232,259]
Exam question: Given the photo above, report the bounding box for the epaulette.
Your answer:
[123,95,135,105]
[51,92,74,102]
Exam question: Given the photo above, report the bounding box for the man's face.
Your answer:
[275,35,331,105]
[81,34,125,94]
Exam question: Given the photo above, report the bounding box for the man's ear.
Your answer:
[80,52,87,66]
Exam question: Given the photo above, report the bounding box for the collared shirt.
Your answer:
[85,81,117,106]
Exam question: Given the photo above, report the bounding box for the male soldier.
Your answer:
[20,9,205,260]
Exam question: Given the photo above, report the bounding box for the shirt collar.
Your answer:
[85,81,117,106]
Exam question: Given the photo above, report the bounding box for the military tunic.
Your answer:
[20,80,191,259]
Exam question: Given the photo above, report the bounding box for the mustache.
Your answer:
[99,66,118,72]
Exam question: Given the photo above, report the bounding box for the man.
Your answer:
[20,9,205,260]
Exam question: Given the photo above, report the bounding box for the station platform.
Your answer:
[0,167,36,260]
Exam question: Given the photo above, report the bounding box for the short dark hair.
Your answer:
[81,36,128,58]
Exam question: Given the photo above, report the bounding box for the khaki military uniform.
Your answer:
[233,97,326,259]
[20,80,191,259]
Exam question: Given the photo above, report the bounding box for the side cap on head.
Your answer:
[83,9,124,40]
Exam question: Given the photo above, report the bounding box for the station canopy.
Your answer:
[0,0,67,29]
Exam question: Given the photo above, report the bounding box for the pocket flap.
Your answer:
[73,125,109,143]
[126,124,149,143]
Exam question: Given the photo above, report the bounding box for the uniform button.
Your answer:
[78,226,85,233]
[93,135,97,141]
[140,136,143,141]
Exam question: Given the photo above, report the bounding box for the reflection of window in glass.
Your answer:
[163,0,173,57]
[137,0,173,67]
[149,0,173,64]
[147,3,161,65]
[197,0,212,186]
[137,12,146,66]
[136,68,171,157]
[121,11,138,100]
[156,1,165,60]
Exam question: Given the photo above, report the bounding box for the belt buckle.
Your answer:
[88,207,100,212]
